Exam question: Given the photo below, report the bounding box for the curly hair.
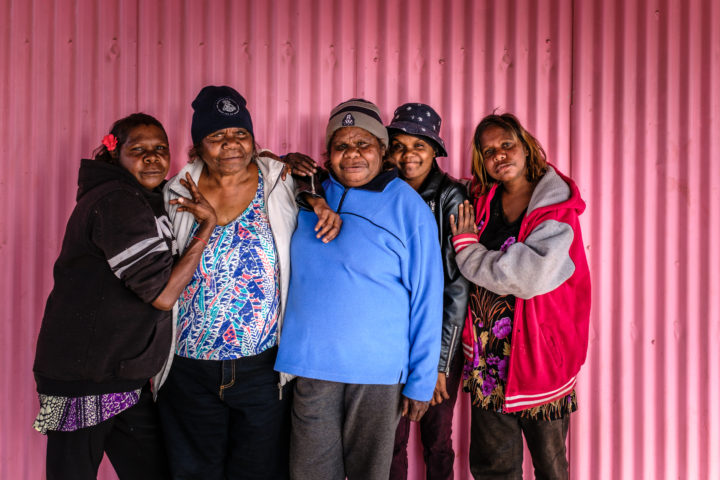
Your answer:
[93,113,167,165]
[470,113,547,195]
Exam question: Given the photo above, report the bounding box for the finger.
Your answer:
[185,173,201,197]
[297,163,317,176]
[413,403,429,422]
[449,214,457,235]
[315,219,333,239]
[281,165,290,181]
[463,202,473,230]
[401,397,409,417]
[409,403,421,422]
[321,224,340,243]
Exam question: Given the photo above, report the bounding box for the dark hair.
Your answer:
[93,113,167,164]
[470,113,547,195]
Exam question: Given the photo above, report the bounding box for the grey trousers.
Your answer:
[290,377,403,480]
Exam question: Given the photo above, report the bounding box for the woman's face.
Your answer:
[329,127,385,187]
[479,125,528,185]
[117,124,170,190]
[199,127,254,176]
[388,134,435,185]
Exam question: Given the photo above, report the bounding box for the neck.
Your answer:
[202,161,257,189]
[407,174,428,192]
[501,176,533,197]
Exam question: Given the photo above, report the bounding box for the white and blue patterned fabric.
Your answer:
[175,172,280,360]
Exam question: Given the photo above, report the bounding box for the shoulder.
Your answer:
[528,165,586,218]
[528,166,570,210]
[439,173,468,206]
[386,178,428,209]
[256,155,286,177]
[164,160,204,199]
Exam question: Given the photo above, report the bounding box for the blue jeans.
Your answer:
[157,348,291,480]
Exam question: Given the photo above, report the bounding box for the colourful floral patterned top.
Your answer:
[175,172,280,360]
[464,190,577,420]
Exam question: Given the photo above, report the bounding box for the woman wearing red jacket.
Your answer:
[450,113,591,479]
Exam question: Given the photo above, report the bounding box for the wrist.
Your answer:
[196,219,215,236]
[452,233,478,253]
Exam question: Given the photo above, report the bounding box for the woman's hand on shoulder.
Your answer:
[449,200,477,236]
[280,152,318,180]
[305,196,341,243]
[169,173,217,225]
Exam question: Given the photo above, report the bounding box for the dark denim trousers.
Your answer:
[157,348,291,480]
[469,406,570,480]
[390,347,465,480]
[46,384,169,480]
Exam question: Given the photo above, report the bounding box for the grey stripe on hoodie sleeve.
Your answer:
[455,219,575,299]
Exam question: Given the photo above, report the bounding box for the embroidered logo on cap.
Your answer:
[342,113,355,126]
[216,98,240,115]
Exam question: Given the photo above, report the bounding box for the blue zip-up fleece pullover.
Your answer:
[275,170,444,401]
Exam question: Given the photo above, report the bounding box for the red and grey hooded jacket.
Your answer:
[452,165,591,412]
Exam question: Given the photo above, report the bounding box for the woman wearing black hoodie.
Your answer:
[33,113,216,480]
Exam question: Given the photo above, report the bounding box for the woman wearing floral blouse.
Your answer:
[450,113,591,479]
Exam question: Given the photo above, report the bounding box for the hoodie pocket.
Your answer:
[539,326,563,368]
[116,317,171,380]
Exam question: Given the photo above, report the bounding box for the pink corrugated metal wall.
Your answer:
[2,0,718,478]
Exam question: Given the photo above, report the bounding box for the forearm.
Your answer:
[151,220,213,310]
[454,220,576,299]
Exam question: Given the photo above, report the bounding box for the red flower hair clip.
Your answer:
[102,134,118,152]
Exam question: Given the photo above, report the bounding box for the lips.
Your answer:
[342,164,367,171]
[495,163,512,174]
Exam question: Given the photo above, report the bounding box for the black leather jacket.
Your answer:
[417,162,470,374]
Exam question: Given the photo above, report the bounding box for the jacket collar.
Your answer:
[329,167,398,192]
[166,155,284,198]
[415,160,442,195]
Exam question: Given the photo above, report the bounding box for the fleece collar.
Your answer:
[329,167,398,192]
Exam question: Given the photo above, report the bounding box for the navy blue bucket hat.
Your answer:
[387,103,448,157]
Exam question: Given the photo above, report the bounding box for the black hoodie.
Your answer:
[34,160,177,396]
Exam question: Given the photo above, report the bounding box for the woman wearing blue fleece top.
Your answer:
[275,98,444,480]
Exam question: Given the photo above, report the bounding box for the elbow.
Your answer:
[151,297,174,311]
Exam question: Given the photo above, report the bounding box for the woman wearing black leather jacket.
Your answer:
[386,103,469,480]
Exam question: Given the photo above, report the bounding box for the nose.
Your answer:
[344,145,360,158]
[222,133,242,149]
[143,151,159,163]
